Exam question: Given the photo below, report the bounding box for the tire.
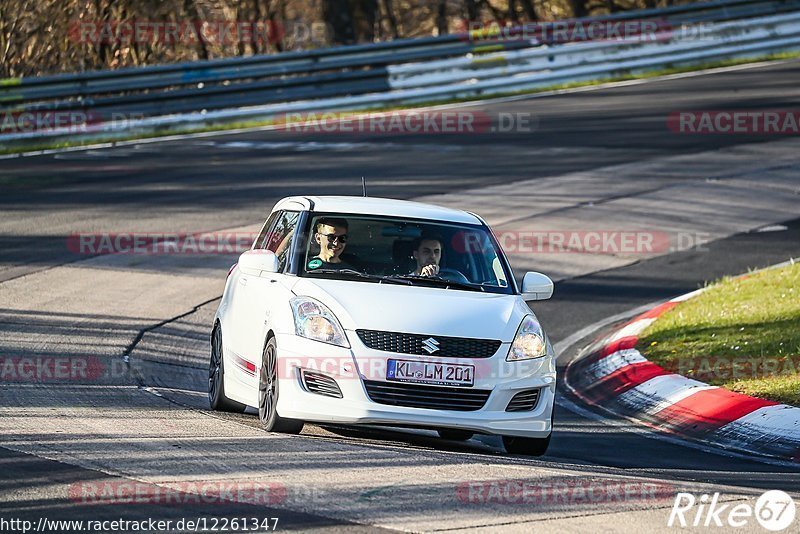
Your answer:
[208,324,246,413]
[503,403,554,456]
[502,434,551,456]
[437,429,474,441]
[258,337,304,434]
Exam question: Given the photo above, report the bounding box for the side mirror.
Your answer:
[521,272,553,301]
[238,250,280,277]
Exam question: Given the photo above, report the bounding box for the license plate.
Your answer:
[386,359,474,387]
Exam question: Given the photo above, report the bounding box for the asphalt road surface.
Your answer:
[1,59,799,532]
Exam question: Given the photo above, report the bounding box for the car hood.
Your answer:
[290,278,534,342]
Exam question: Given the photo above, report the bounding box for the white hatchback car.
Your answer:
[210,196,556,455]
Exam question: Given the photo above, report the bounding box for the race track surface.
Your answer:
[2,59,799,532]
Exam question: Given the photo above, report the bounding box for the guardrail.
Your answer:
[389,11,800,90]
[1,0,799,146]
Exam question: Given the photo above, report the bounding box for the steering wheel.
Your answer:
[437,268,471,284]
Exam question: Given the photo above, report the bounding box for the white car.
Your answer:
[210,196,556,455]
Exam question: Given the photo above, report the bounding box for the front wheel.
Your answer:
[259,337,304,434]
[502,434,551,456]
[208,324,246,413]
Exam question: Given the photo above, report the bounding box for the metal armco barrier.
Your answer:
[1,0,799,145]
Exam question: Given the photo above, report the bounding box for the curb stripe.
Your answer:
[650,383,777,436]
[710,404,800,456]
[585,349,647,380]
[564,272,800,463]
[607,318,655,341]
[719,403,800,430]
[600,335,640,357]
[632,300,678,321]
[583,361,669,402]
[618,374,717,415]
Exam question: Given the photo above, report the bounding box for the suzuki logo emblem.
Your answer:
[421,337,440,354]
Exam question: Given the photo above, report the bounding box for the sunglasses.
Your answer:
[319,232,348,244]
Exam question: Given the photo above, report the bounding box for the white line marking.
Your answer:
[756,224,789,232]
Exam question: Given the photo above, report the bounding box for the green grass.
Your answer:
[2,51,799,161]
[638,262,800,406]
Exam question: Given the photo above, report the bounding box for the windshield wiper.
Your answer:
[388,274,484,292]
[305,269,413,285]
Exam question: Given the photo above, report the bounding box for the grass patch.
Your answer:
[637,261,800,406]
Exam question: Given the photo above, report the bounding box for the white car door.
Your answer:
[227,210,301,389]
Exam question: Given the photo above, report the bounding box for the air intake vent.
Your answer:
[363,380,490,411]
[505,389,541,412]
[302,371,342,398]
[356,330,501,358]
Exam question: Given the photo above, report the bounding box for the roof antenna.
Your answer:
[361,176,368,197]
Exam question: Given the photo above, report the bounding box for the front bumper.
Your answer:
[273,331,556,438]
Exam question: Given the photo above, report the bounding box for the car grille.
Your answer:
[505,389,541,412]
[363,380,490,411]
[356,329,501,358]
[302,370,343,398]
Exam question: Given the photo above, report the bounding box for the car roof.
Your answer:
[273,196,482,225]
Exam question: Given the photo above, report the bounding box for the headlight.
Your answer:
[507,315,547,361]
[290,297,349,348]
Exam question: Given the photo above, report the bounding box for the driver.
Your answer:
[411,234,443,277]
[308,218,355,270]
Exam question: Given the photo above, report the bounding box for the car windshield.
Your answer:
[296,213,514,294]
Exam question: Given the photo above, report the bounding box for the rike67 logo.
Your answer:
[668,491,796,531]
